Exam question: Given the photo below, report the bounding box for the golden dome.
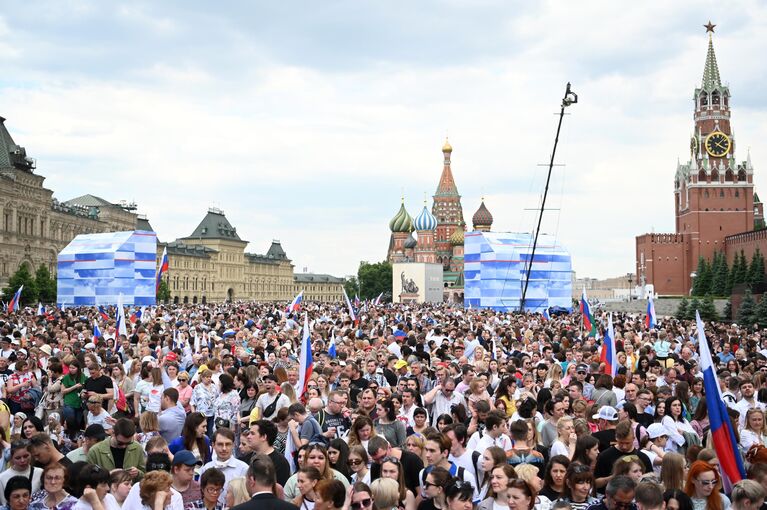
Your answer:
[450,224,465,245]
[442,138,452,153]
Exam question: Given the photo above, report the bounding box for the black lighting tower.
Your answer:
[520,83,578,312]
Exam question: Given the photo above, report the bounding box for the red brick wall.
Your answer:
[636,233,690,295]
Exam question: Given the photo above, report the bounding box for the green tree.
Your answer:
[688,297,701,320]
[755,295,767,329]
[676,298,689,319]
[358,261,392,300]
[692,257,711,296]
[735,250,749,286]
[749,248,766,286]
[700,295,718,321]
[2,262,38,306]
[344,276,359,299]
[157,280,171,303]
[34,264,56,304]
[711,252,729,296]
[737,288,757,326]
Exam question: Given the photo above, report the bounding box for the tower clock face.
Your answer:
[705,131,731,157]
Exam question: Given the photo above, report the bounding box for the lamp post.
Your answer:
[627,274,633,301]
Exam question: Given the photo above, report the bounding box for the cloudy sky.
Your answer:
[2,1,766,280]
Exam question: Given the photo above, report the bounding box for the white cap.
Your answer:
[647,423,669,439]
[592,406,619,421]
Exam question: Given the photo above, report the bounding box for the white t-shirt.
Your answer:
[121,482,182,510]
[469,432,512,453]
[135,380,163,413]
[73,494,120,510]
[550,439,569,458]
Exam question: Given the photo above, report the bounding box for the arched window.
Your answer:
[725,170,734,182]
[711,170,719,182]
[738,170,747,182]
[720,190,725,198]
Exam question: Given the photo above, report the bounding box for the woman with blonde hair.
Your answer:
[370,478,400,510]
[544,364,563,389]
[550,417,577,458]
[740,409,767,451]
[380,455,416,510]
[660,452,687,491]
[226,477,250,508]
[405,435,424,461]
[137,411,161,448]
[281,382,298,404]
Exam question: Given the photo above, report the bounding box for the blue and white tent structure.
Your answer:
[464,231,572,312]
[57,230,157,307]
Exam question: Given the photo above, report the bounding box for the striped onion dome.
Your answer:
[472,199,493,230]
[450,224,465,245]
[414,204,438,231]
[404,232,417,249]
[389,200,413,233]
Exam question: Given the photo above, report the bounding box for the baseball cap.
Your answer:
[576,363,589,373]
[165,352,178,362]
[394,360,408,370]
[172,449,203,466]
[647,423,668,439]
[592,406,619,421]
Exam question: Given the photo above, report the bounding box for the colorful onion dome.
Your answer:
[404,232,417,249]
[389,200,413,233]
[442,138,452,153]
[450,224,465,245]
[414,204,438,231]
[472,199,493,230]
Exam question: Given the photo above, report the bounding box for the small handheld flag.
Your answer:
[328,330,337,358]
[156,247,169,293]
[600,313,617,377]
[646,294,657,329]
[342,288,358,326]
[116,294,128,337]
[542,307,550,321]
[374,292,383,306]
[696,310,745,482]
[37,303,44,316]
[580,287,596,337]
[286,291,304,313]
[296,314,314,399]
[98,305,109,321]
[7,286,23,313]
[93,321,102,338]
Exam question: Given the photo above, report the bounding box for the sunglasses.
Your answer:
[348,459,364,466]
[697,479,718,486]
[351,499,372,510]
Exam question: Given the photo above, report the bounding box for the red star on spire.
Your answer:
[704,21,716,34]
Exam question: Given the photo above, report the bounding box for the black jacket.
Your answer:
[231,492,299,510]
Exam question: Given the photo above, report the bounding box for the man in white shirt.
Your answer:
[398,388,421,427]
[256,375,291,420]
[199,428,248,505]
[444,423,479,486]
[423,378,466,427]
[735,378,763,425]
[467,411,513,454]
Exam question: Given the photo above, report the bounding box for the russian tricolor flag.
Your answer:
[156,247,169,293]
[600,313,617,377]
[98,305,110,322]
[93,321,102,338]
[580,287,596,337]
[7,286,23,313]
[645,294,657,329]
[286,291,304,313]
[328,330,337,358]
[129,308,142,324]
[542,308,550,321]
[116,294,128,337]
[37,303,44,316]
[342,288,358,326]
[696,310,745,482]
[354,294,361,308]
[296,314,314,399]
[374,292,383,306]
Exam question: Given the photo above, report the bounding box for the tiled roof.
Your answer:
[185,209,244,242]
[294,273,344,283]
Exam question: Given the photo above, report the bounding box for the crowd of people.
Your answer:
[0,300,766,510]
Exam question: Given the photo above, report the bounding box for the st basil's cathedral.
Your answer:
[386,140,493,302]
